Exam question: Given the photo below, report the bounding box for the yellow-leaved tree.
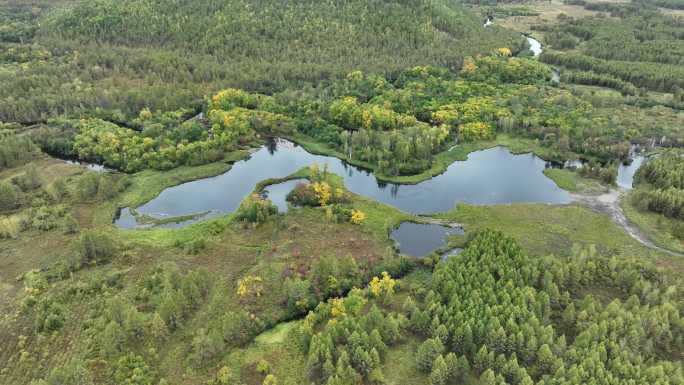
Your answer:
[369,271,396,303]
[237,275,263,303]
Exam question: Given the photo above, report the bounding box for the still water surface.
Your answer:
[115,138,570,228]
[390,222,464,257]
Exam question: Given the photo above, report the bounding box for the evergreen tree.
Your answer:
[429,355,449,385]
[416,338,445,372]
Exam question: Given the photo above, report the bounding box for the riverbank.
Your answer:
[290,133,573,185]
[433,202,684,272]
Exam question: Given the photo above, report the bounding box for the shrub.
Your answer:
[0,181,20,211]
[0,135,38,170]
[76,173,100,200]
[113,354,155,385]
[44,359,90,385]
[284,278,316,316]
[15,164,43,191]
[256,359,271,374]
[29,205,66,231]
[221,310,264,347]
[35,298,67,332]
[350,209,366,225]
[96,175,118,200]
[76,231,115,265]
[182,238,206,254]
[237,275,264,302]
[190,327,224,363]
[45,179,68,203]
[236,194,277,224]
[325,204,352,223]
[63,214,80,234]
[459,122,494,142]
[672,222,684,240]
[0,215,22,239]
[287,182,318,206]
[579,162,617,185]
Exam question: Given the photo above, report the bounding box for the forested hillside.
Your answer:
[0,0,521,123]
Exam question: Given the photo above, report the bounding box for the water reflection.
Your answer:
[262,179,305,213]
[116,139,570,228]
[390,222,464,257]
[617,155,646,190]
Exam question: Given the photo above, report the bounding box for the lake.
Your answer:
[115,138,570,229]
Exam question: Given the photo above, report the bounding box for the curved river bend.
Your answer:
[116,138,570,229]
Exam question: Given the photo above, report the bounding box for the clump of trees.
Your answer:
[0,134,39,171]
[236,194,278,225]
[404,229,684,385]
[578,161,617,185]
[292,285,403,384]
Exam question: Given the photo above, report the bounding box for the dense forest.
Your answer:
[297,230,684,385]
[631,150,684,239]
[0,0,521,123]
[1,0,684,384]
[26,53,680,181]
[539,6,684,94]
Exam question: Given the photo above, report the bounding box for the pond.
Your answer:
[390,222,464,257]
[261,179,306,213]
[115,138,570,228]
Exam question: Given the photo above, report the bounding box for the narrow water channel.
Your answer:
[617,155,646,190]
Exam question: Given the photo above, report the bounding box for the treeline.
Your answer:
[634,0,684,10]
[541,51,684,93]
[36,53,657,176]
[560,70,639,96]
[633,150,684,223]
[0,0,521,123]
[540,11,684,93]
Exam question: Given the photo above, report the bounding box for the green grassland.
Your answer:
[434,203,683,273]
[543,168,608,194]
[622,193,684,255]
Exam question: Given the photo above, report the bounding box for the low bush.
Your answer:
[14,164,43,191]
[0,215,23,239]
[236,194,278,224]
[0,181,20,211]
[76,231,115,265]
